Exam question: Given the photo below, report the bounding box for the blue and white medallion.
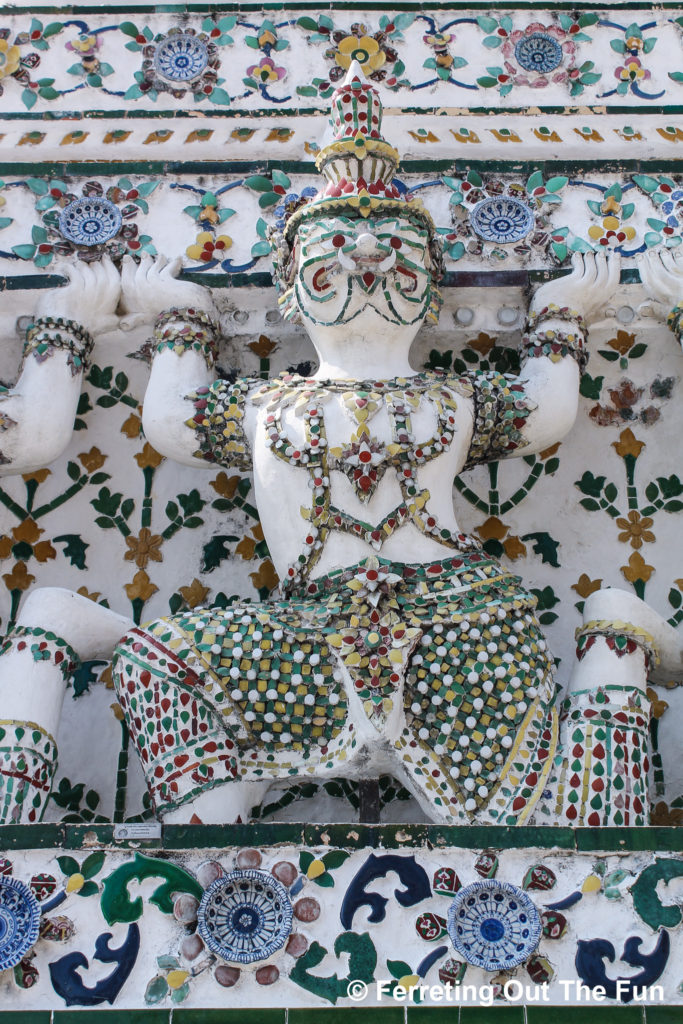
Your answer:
[0,877,41,972]
[153,34,209,83]
[197,869,293,964]
[470,196,534,243]
[446,880,541,971]
[58,198,123,246]
[514,32,563,73]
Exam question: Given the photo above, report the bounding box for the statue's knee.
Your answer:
[15,587,132,660]
[112,628,239,813]
[16,586,76,626]
[582,588,683,682]
[571,608,659,697]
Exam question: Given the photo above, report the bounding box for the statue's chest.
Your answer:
[256,377,461,503]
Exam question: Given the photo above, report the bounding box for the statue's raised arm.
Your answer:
[500,250,620,459]
[121,254,234,470]
[0,258,120,475]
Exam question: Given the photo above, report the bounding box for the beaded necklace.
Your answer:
[254,372,483,591]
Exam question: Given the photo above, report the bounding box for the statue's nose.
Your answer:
[355,233,379,255]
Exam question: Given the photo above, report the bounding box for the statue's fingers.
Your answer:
[582,249,599,289]
[52,258,75,286]
[660,248,680,277]
[161,255,183,280]
[150,253,169,280]
[67,260,89,294]
[605,250,621,294]
[100,254,121,305]
[639,250,668,304]
[593,249,608,292]
[570,251,584,275]
[638,253,656,296]
[120,253,136,288]
[89,257,106,291]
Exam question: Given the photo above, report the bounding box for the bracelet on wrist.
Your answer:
[155,307,218,332]
[23,317,94,375]
[519,327,588,373]
[152,307,220,368]
[526,304,587,334]
[666,303,683,340]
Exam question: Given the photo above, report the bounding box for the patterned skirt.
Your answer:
[113,551,558,822]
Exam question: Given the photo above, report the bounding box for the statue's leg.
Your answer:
[113,625,244,823]
[112,601,349,823]
[396,596,557,825]
[552,588,682,826]
[0,588,132,823]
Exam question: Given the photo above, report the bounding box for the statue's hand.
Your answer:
[530,251,620,324]
[120,254,217,331]
[636,248,683,317]
[34,256,121,336]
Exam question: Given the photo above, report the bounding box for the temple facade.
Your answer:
[0,0,682,1015]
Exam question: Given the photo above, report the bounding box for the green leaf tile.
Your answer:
[0,1014,53,1024]
[458,1008,525,1024]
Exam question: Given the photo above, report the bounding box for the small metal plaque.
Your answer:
[113,823,162,841]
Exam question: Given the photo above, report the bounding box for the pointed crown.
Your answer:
[281,61,436,243]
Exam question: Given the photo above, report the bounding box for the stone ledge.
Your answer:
[1,823,682,852]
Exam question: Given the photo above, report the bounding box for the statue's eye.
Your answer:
[389,236,402,250]
[332,234,346,248]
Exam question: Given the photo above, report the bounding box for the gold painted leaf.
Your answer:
[178,578,210,608]
[210,472,240,498]
[134,442,164,469]
[571,574,602,598]
[612,428,645,460]
[124,570,159,603]
[78,447,107,472]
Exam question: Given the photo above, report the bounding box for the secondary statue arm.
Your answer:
[508,251,620,456]
[121,255,223,469]
[0,258,120,476]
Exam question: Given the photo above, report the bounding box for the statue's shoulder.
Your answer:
[185,375,258,469]
[459,369,536,470]
[251,371,321,409]
[188,374,259,406]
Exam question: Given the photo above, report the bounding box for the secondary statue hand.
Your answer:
[120,254,218,331]
[636,248,683,318]
[530,251,621,325]
[34,256,121,336]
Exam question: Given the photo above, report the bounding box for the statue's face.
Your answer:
[292,214,435,331]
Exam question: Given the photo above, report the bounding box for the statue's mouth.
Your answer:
[337,248,397,273]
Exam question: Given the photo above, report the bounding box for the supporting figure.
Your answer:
[0,65,680,826]
[0,258,124,822]
[0,258,120,475]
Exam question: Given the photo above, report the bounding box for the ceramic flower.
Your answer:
[186,231,232,262]
[615,57,650,83]
[0,38,21,79]
[66,33,99,55]
[246,56,286,83]
[334,34,386,72]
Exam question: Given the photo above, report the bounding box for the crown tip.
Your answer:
[342,59,369,87]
